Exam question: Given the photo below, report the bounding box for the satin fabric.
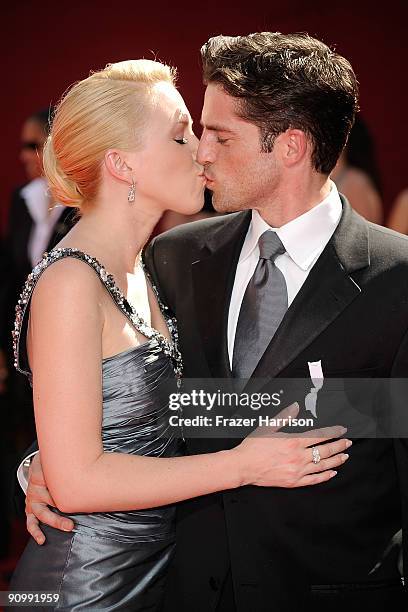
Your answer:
[10,343,182,611]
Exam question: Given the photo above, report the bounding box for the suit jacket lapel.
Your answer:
[251,199,370,380]
[192,211,251,378]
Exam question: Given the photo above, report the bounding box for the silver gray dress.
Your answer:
[10,248,183,611]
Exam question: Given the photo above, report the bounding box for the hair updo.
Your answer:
[43,60,176,210]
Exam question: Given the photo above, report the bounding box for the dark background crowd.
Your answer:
[0,0,407,599]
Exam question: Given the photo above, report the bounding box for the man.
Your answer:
[19,33,408,611]
[4,109,76,328]
[1,109,76,436]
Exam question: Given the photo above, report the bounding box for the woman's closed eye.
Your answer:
[174,137,188,145]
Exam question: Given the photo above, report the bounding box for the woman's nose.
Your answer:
[190,133,200,155]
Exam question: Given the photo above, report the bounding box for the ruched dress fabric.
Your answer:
[10,248,183,611]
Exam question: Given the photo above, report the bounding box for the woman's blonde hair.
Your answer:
[43,59,176,209]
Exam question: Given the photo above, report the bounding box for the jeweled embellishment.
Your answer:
[13,247,183,381]
[100,268,108,282]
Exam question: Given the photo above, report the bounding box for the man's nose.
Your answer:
[196,132,214,166]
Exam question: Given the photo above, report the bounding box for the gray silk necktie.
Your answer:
[232,230,288,379]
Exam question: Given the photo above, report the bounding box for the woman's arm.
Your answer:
[31,260,242,513]
[29,259,349,515]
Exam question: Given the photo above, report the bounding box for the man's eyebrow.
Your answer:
[199,120,235,133]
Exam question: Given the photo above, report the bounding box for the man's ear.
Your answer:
[280,129,308,167]
[104,150,134,183]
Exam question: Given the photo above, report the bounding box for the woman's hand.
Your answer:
[25,453,75,545]
[234,403,351,488]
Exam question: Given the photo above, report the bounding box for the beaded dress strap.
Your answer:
[13,247,183,383]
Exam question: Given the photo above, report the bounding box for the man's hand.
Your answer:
[26,453,75,544]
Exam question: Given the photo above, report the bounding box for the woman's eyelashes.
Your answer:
[174,137,188,145]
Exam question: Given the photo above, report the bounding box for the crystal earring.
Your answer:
[128,178,136,203]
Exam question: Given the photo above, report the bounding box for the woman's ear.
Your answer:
[104,150,134,183]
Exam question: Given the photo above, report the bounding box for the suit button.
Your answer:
[209,576,220,591]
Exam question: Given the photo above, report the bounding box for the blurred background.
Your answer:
[0,0,407,598]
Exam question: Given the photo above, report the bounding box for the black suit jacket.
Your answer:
[144,198,408,611]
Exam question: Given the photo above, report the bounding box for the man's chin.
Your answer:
[212,194,244,214]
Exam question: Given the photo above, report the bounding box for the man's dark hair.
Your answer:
[201,32,359,174]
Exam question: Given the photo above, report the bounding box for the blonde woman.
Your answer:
[10,60,349,610]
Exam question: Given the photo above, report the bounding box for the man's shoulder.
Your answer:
[367,221,408,262]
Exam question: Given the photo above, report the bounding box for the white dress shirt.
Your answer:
[228,181,343,366]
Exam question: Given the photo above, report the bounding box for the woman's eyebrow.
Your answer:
[174,110,190,124]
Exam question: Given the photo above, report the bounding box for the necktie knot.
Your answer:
[258,231,285,261]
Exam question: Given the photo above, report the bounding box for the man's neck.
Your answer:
[256,176,331,228]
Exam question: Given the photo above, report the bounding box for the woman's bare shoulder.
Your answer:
[31,256,104,318]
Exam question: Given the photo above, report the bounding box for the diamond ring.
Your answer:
[312,447,321,464]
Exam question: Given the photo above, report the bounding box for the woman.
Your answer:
[10,60,350,610]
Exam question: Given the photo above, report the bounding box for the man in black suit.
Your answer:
[1,109,75,463]
[20,33,408,610]
[2,108,75,348]
[145,33,408,611]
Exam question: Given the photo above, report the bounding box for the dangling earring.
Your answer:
[128,178,136,203]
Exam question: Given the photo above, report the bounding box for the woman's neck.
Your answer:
[57,198,162,275]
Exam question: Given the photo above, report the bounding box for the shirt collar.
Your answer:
[240,181,343,271]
